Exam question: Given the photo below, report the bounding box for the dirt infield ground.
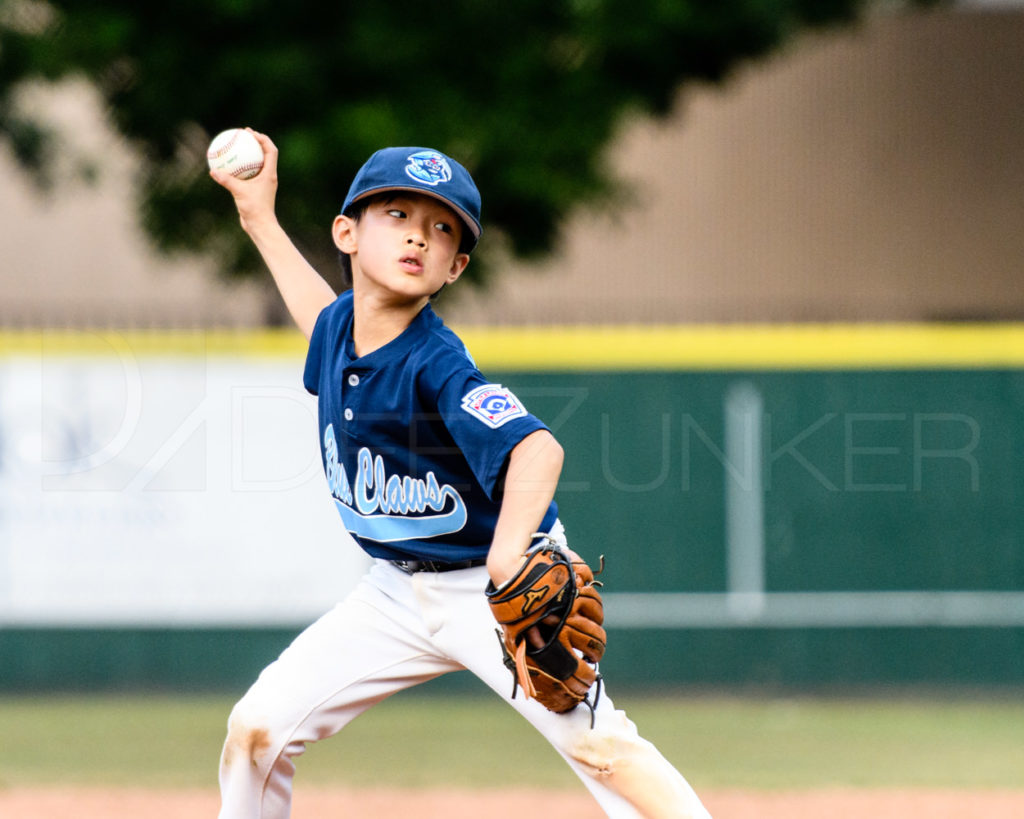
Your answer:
[2,786,1024,818]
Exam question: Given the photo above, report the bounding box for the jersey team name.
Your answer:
[323,423,468,544]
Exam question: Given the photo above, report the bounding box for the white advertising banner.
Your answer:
[0,338,370,626]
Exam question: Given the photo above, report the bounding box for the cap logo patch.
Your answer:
[405,150,452,187]
[461,384,528,429]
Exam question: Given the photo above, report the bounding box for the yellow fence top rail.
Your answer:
[1,323,1023,369]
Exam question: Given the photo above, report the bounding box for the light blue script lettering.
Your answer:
[322,424,467,543]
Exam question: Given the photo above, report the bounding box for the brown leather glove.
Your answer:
[486,538,606,718]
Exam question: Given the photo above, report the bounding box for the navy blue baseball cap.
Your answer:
[341,147,482,251]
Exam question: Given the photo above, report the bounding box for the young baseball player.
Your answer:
[210,129,712,819]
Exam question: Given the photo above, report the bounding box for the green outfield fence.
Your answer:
[2,325,1023,692]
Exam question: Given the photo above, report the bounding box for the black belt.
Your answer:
[391,558,487,574]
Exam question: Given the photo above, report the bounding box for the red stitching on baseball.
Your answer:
[231,162,263,177]
[207,131,242,160]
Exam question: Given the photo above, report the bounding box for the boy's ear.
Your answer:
[447,253,470,284]
[332,214,357,253]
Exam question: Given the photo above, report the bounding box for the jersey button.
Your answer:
[347,374,360,387]
[344,408,354,421]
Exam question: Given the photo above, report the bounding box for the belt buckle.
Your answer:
[395,559,435,574]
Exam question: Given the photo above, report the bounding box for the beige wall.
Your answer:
[442,7,1024,325]
[0,82,267,328]
[2,7,1022,328]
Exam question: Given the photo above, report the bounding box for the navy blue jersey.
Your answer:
[304,291,558,562]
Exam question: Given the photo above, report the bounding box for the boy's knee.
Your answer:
[221,702,276,772]
[568,712,646,790]
[568,710,708,819]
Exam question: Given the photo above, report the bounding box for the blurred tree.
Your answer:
[0,0,942,294]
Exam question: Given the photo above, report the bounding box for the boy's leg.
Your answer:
[218,563,462,819]
[430,565,712,819]
[525,693,712,819]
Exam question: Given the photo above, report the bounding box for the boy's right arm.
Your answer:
[210,129,336,341]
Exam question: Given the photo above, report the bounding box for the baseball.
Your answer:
[207,128,264,180]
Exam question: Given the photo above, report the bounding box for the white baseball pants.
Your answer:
[217,558,711,818]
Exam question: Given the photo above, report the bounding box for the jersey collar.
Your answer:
[342,302,439,369]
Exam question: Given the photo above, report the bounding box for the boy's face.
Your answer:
[332,193,470,303]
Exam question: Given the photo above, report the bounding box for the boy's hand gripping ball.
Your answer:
[207,128,264,180]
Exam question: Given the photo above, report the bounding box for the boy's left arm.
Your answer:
[486,430,606,712]
[487,429,564,587]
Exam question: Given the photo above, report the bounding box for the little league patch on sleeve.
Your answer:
[461,384,529,428]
